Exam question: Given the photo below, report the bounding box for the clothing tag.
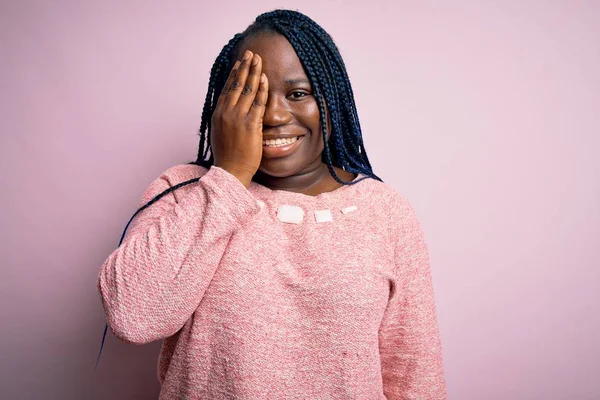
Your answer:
[277,205,304,224]
[314,209,333,223]
[257,200,265,209]
[341,205,358,214]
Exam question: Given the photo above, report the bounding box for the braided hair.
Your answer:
[195,9,382,185]
[95,9,381,369]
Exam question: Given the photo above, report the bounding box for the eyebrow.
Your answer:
[284,78,311,85]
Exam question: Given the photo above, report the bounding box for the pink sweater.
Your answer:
[97,164,446,399]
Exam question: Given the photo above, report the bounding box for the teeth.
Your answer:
[263,136,299,147]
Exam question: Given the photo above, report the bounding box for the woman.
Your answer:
[97,9,447,399]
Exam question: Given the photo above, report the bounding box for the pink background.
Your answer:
[1,1,599,399]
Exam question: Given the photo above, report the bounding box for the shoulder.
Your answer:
[358,177,423,241]
[138,163,210,206]
[159,163,210,185]
[358,176,417,218]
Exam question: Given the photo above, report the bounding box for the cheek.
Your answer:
[292,99,327,149]
[297,100,322,132]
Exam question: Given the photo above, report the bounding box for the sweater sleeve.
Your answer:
[97,165,261,345]
[379,194,447,399]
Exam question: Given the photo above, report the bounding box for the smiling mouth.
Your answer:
[262,136,305,147]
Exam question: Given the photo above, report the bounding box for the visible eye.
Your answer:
[289,91,309,100]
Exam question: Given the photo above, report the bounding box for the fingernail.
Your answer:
[252,55,259,66]
[260,73,266,83]
[243,50,251,60]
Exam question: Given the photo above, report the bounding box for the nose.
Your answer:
[262,94,292,128]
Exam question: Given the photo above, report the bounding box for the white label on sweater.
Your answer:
[257,200,265,209]
[314,209,333,223]
[277,205,304,224]
[341,205,358,214]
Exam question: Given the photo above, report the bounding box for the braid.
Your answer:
[302,29,370,171]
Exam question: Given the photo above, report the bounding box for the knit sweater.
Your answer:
[97,164,446,399]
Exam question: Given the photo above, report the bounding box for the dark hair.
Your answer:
[95,9,381,369]
[195,9,382,185]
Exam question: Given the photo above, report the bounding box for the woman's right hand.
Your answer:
[210,50,269,188]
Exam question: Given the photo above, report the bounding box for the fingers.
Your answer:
[236,53,263,111]
[224,50,255,108]
[215,49,266,125]
[216,59,241,109]
[248,73,268,124]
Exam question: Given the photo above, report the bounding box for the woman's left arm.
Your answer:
[379,194,447,399]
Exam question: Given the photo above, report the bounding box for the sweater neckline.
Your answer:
[249,172,366,202]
